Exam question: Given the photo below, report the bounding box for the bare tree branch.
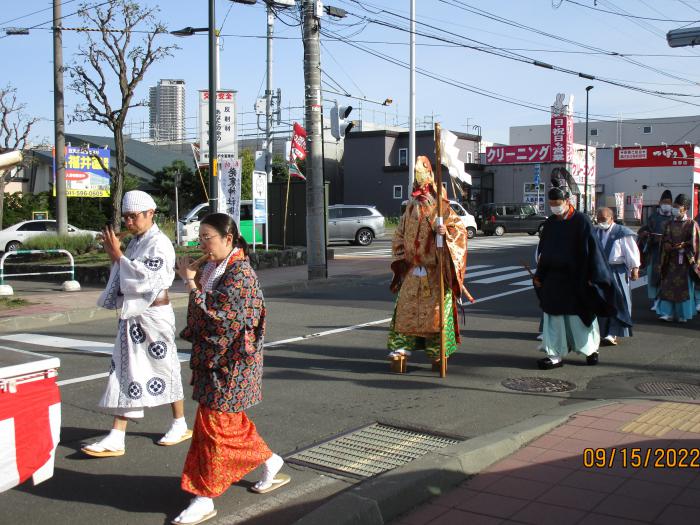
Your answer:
[67,0,179,229]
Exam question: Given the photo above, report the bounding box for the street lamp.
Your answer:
[584,85,593,215]
[171,7,219,213]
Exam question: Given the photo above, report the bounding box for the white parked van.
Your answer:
[178,201,255,246]
[401,200,478,239]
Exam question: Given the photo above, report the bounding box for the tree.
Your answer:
[0,85,39,230]
[240,149,254,200]
[67,1,177,230]
[272,153,289,183]
[152,160,204,217]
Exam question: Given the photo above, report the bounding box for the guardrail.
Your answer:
[0,249,76,286]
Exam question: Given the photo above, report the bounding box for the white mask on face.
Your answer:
[551,204,567,216]
[660,204,672,213]
[598,221,613,230]
[671,207,681,217]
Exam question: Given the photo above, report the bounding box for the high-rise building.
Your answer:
[149,79,186,143]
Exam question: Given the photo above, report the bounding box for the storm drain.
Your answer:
[635,382,700,399]
[286,423,461,479]
[502,377,576,393]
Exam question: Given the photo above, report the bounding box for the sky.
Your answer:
[3,0,700,148]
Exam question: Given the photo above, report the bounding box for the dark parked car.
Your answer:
[481,203,547,236]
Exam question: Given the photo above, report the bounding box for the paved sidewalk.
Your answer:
[0,256,389,331]
[391,400,700,525]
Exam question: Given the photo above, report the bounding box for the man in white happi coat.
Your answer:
[82,190,190,457]
[595,207,640,346]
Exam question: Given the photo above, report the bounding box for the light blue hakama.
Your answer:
[542,314,600,358]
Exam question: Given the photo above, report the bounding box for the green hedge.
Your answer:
[22,233,100,255]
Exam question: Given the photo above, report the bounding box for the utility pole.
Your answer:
[303,0,326,279]
[53,0,67,234]
[265,2,274,186]
[208,0,219,213]
[408,0,416,192]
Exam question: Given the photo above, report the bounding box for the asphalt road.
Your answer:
[2,234,699,524]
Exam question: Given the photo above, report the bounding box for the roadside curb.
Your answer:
[0,272,388,333]
[292,399,616,525]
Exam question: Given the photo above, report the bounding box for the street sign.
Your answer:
[252,170,267,225]
[197,90,237,165]
[534,163,541,185]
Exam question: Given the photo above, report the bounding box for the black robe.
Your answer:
[536,211,616,326]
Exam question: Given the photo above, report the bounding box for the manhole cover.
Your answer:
[286,423,460,479]
[635,382,700,399]
[502,377,576,393]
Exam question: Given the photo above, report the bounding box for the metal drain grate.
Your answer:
[286,423,461,479]
[635,382,700,399]
[502,377,576,393]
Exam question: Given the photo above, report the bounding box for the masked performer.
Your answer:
[387,156,468,369]
[638,190,674,311]
[534,178,615,369]
[656,193,700,322]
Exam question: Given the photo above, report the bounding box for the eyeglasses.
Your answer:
[121,211,146,223]
[197,234,221,243]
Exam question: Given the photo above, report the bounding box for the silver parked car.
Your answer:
[328,205,385,246]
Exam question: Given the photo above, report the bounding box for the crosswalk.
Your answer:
[335,235,540,259]
[466,265,534,287]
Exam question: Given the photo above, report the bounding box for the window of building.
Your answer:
[467,152,473,163]
[643,125,652,134]
[590,128,598,136]
[393,185,403,199]
[398,148,408,166]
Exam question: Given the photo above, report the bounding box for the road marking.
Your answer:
[57,373,109,387]
[471,270,531,284]
[466,265,520,279]
[0,344,53,359]
[0,334,190,362]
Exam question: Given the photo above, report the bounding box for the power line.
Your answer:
[564,0,700,22]
[0,0,79,27]
[0,0,114,39]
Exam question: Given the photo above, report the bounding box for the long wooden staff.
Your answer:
[434,123,447,378]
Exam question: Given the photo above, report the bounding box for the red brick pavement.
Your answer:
[393,401,700,525]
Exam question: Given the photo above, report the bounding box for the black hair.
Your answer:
[660,189,673,202]
[674,193,691,210]
[200,213,249,255]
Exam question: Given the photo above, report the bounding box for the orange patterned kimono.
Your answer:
[182,408,272,498]
[388,190,468,357]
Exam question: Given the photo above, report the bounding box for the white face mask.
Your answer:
[671,207,681,217]
[660,204,672,213]
[550,204,567,216]
[598,221,613,230]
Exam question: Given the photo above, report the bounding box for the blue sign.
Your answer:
[533,163,541,186]
[254,198,267,225]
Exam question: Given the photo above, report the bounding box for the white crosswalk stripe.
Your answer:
[335,236,540,259]
[0,334,190,362]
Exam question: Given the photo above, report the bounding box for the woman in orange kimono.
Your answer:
[172,213,289,525]
[387,156,468,367]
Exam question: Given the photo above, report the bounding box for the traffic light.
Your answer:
[330,103,354,140]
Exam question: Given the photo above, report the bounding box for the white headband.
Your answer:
[122,190,157,213]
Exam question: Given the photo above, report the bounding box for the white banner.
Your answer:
[252,170,267,225]
[218,158,242,226]
[198,90,237,164]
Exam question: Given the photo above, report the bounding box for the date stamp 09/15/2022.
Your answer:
[583,448,700,469]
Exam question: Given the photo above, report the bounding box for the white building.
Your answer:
[149,79,186,144]
[510,115,700,149]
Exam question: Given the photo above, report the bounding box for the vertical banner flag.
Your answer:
[440,129,472,185]
[615,192,625,221]
[289,122,307,180]
[632,194,644,221]
[218,158,242,226]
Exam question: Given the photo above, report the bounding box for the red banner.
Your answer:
[551,115,572,163]
[614,145,696,168]
[485,144,551,165]
[290,122,307,163]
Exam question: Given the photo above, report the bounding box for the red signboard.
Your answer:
[551,115,572,163]
[614,145,696,168]
[485,144,551,165]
